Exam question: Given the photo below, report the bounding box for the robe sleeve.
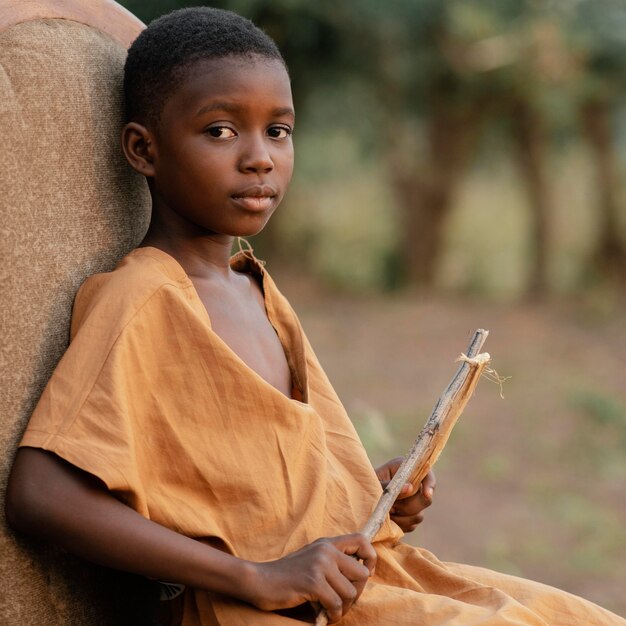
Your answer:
[19,266,199,518]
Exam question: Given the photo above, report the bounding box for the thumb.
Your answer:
[396,482,417,499]
[380,479,415,498]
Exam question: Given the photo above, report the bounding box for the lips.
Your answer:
[231,184,277,212]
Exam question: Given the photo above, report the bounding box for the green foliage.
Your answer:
[569,389,626,447]
[530,488,625,576]
[118,0,626,293]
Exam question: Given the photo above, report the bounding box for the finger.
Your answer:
[374,456,403,483]
[391,495,425,517]
[350,571,369,602]
[395,481,434,512]
[325,568,359,617]
[332,534,377,574]
[352,535,377,574]
[336,550,371,585]
[335,551,370,604]
[396,481,418,500]
[380,479,415,499]
[316,583,345,624]
[391,512,424,532]
[420,471,436,502]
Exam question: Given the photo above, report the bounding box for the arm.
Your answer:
[5,448,375,623]
[375,457,436,533]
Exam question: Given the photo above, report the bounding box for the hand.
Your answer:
[246,534,376,623]
[375,457,436,533]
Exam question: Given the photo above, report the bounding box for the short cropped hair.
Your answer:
[124,7,286,126]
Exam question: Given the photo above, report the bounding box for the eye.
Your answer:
[206,126,236,139]
[267,125,292,140]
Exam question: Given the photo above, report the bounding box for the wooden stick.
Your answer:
[315,329,490,626]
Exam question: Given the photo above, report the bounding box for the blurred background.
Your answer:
[120,0,626,615]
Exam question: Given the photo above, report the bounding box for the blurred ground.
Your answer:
[273,268,626,617]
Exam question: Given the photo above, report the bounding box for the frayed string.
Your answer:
[235,237,266,267]
[456,353,510,399]
[483,366,511,399]
[237,237,253,254]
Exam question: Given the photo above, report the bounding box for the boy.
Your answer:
[5,7,625,625]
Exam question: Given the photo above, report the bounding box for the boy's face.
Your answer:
[143,56,294,238]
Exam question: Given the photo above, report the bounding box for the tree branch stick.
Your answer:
[315,329,490,626]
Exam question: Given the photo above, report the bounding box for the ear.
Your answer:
[121,122,156,177]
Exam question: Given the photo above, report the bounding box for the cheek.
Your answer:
[154,160,209,212]
[277,147,295,183]
[171,153,226,197]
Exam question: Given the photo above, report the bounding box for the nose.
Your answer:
[238,135,274,174]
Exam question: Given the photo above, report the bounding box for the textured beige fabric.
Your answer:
[0,17,152,625]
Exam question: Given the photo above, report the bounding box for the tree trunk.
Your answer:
[510,99,551,297]
[580,98,626,284]
[391,100,485,287]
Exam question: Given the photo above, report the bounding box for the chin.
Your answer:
[237,226,267,238]
[230,216,272,238]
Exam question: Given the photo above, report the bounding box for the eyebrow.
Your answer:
[195,101,295,120]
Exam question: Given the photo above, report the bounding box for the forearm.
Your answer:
[7,448,380,622]
[6,448,255,602]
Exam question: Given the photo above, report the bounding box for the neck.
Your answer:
[141,211,236,280]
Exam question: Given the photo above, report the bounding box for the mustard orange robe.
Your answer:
[20,247,625,625]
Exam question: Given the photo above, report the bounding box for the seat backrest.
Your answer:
[0,1,155,622]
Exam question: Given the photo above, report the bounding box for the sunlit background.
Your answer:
[120,0,626,615]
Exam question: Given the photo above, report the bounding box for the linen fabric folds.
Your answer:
[21,247,626,625]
